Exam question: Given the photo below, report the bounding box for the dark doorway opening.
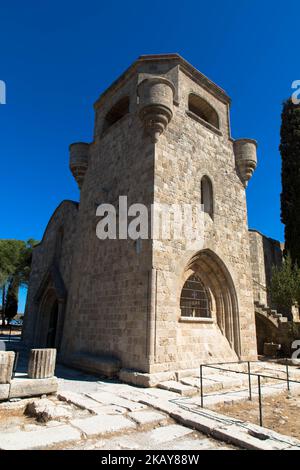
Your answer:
[47,300,58,347]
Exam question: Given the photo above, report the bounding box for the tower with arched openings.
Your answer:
[23,54,258,385]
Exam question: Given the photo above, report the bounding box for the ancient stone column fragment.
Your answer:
[28,348,57,379]
[0,351,15,384]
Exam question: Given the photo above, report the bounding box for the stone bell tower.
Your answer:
[24,54,258,384]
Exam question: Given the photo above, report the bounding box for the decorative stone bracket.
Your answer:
[138,77,175,142]
[233,138,257,187]
[69,142,90,190]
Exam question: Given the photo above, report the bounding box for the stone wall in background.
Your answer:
[249,229,283,307]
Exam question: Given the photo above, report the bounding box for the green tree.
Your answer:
[0,239,38,325]
[280,98,300,266]
[4,279,18,322]
[14,239,37,286]
[295,264,300,309]
[0,239,23,284]
[270,254,299,317]
[0,240,24,325]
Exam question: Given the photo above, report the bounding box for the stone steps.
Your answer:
[181,373,245,393]
[157,364,289,398]
[157,380,198,397]
[158,374,247,397]
[254,301,288,325]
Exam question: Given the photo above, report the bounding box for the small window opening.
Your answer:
[188,94,219,129]
[201,176,214,219]
[103,96,130,132]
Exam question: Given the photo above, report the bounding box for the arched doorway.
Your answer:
[33,263,67,351]
[182,249,241,357]
[34,290,64,351]
[46,299,59,348]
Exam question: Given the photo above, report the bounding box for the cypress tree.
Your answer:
[280,98,300,265]
[4,279,18,322]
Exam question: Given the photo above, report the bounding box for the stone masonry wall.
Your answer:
[150,65,257,372]
[249,229,282,306]
[60,73,154,372]
[23,201,78,345]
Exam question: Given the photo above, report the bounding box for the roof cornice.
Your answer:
[94,53,231,109]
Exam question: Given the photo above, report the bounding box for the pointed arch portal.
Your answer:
[34,264,67,352]
[183,249,241,357]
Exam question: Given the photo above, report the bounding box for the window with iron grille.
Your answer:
[180,274,211,318]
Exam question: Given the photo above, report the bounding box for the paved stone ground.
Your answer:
[54,366,236,450]
[0,337,235,450]
[0,368,235,450]
[57,423,234,451]
[1,337,300,450]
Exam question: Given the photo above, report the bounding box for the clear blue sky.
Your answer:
[0,1,298,311]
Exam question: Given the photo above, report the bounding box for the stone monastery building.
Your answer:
[23,54,283,384]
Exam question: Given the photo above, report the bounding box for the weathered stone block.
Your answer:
[128,410,167,426]
[25,398,73,423]
[68,353,121,378]
[9,376,58,399]
[158,380,197,396]
[0,351,15,384]
[0,384,10,401]
[70,414,136,437]
[28,348,57,379]
[119,368,176,387]
[0,425,81,450]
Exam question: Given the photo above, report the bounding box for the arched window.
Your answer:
[180,274,211,318]
[201,176,214,219]
[188,94,219,129]
[103,96,130,133]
